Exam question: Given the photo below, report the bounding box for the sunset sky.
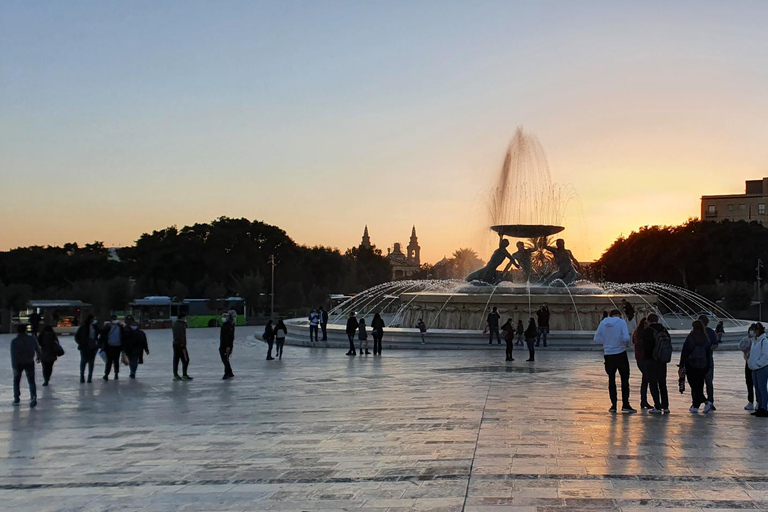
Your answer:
[2,1,767,263]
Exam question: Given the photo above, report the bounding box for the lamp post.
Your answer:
[757,259,763,322]
[269,254,276,319]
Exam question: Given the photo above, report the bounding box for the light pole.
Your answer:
[757,259,763,322]
[269,254,276,319]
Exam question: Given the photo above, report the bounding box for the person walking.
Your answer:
[679,320,714,413]
[102,315,123,381]
[516,320,525,346]
[345,312,359,356]
[487,307,501,345]
[274,319,287,360]
[594,309,635,414]
[11,324,40,407]
[320,307,329,342]
[123,317,149,379]
[536,305,550,347]
[416,318,427,344]
[739,324,758,411]
[219,314,235,379]
[263,320,275,360]
[699,315,718,411]
[371,313,385,356]
[501,318,515,362]
[642,313,672,414]
[632,317,651,410]
[28,311,41,338]
[172,313,192,381]
[75,315,100,383]
[308,309,320,344]
[358,318,370,355]
[524,318,537,362]
[748,322,768,417]
[38,325,62,387]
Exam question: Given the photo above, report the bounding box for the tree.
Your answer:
[234,273,264,318]
[449,248,484,279]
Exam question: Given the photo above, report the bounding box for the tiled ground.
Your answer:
[1,327,766,511]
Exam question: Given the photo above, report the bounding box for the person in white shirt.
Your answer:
[594,309,635,414]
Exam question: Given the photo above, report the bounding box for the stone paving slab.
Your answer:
[1,327,767,511]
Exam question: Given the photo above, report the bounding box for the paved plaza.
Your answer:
[1,327,767,512]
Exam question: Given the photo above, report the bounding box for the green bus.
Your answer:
[130,297,246,329]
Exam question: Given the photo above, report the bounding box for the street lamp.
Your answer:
[269,254,276,319]
[757,259,763,322]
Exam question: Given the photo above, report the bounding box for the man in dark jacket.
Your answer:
[219,314,235,379]
[642,313,670,414]
[172,313,192,381]
[28,311,41,338]
[320,307,329,342]
[698,315,718,412]
[11,324,40,407]
[487,307,501,345]
[345,312,359,356]
[123,316,149,379]
[536,304,550,347]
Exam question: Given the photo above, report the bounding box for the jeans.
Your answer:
[80,349,96,381]
[104,345,122,377]
[746,362,755,403]
[525,338,535,360]
[373,334,383,355]
[505,341,514,360]
[516,333,524,345]
[488,327,501,344]
[754,366,768,411]
[129,354,140,377]
[321,322,327,341]
[537,326,549,346]
[705,366,715,403]
[275,338,285,358]
[604,352,631,407]
[173,345,189,377]
[309,325,319,342]
[219,347,233,376]
[347,333,357,354]
[686,366,707,408]
[636,360,649,405]
[646,360,669,410]
[13,363,36,401]
[266,338,274,359]
[42,360,55,383]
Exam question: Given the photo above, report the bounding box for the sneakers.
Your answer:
[609,405,617,413]
[622,405,638,414]
[181,375,193,381]
[746,403,755,411]
[42,381,49,387]
[12,399,20,406]
[129,374,136,379]
[103,375,109,381]
[703,401,713,414]
[80,377,85,384]
[173,375,182,381]
[30,398,37,408]
[663,409,670,414]
[266,356,275,360]
[689,407,698,413]
[87,378,92,383]
[648,408,662,414]
[640,403,653,410]
[114,375,118,380]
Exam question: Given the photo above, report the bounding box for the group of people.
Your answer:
[344,312,386,356]
[485,305,551,362]
[594,309,768,418]
[307,307,329,343]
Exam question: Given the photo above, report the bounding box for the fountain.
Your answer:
[284,128,750,349]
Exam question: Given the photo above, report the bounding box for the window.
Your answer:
[760,204,766,215]
[707,205,716,214]
[728,204,734,212]
[739,204,746,212]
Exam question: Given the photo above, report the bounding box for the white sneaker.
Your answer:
[745,403,755,411]
[648,408,663,414]
[703,402,713,414]
[689,407,698,413]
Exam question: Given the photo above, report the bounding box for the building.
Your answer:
[701,178,768,225]
[359,225,422,280]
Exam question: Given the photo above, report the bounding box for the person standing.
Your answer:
[371,313,385,356]
[487,307,501,345]
[345,312,359,356]
[416,318,427,344]
[75,315,99,383]
[320,307,329,342]
[516,319,525,346]
[274,319,287,360]
[263,320,275,360]
[698,315,718,412]
[748,322,768,417]
[123,317,149,379]
[501,318,515,362]
[739,324,758,411]
[632,317,651,409]
[38,325,61,386]
[219,314,235,379]
[102,315,123,381]
[11,324,40,407]
[172,313,192,381]
[358,318,370,355]
[679,320,713,413]
[642,313,672,414]
[524,318,537,362]
[28,311,41,339]
[621,299,636,331]
[594,309,635,414]
[536,305,550,347]
[715,321,725,344]
[308,309,320,344]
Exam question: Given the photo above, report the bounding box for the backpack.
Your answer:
[687,341,708,369]
[652,327,673,363]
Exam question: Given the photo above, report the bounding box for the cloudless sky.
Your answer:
[2,1,767,263]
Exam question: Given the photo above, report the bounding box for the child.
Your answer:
[358,318,370,355]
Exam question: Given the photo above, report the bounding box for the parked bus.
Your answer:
[130,297,246,328]
[15,300,92,335]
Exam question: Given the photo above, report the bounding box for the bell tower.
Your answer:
[406,225,420,265]
[360,225,372,249]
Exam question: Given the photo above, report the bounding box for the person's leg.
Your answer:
[488,329,493,344]
[647,361,661,409]
[173,346,181,377]
[347,334,356,354]
[756,367,768,411]
[604,355,618,408]
[543,328,548,347]
[321,323,327,341]
[13,366,22,402]
[129,355,139,377]
[705,366,714,404]
[112,348,120,378]
[658,363,669,409]
[104,349,114,378]
[182,349,190,376]
[267,340,274,359]
[617,352,631,408]
[42,361,52,384]
[80,352,87,381]
[636,361,649,406]
[278,340,284,358]
[87,353,95,382]
[526,339,535,361]
[25,364,37,403]
[746,363,754,405]
[536,327,542,346]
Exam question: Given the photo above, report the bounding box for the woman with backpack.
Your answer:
[38,325,63,386]
[679,320,713,413]
[748,322,768,417]
[274,320,287,360]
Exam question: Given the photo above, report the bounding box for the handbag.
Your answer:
[54,341,65,357]
[121,352,130,366]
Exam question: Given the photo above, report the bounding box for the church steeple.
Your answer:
[406,225,420,265]
[360,225,372,249]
